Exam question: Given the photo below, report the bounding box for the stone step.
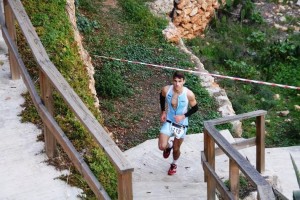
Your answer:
[125,131,300,199]
[0,45,82,199]
[124,131,234,199]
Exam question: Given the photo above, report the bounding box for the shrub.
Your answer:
[267,120,300,147]
[247,31,266,48]
[76,14,99,33]
[259,39,299,81]
[94,64,133,98]
[224,59,258,78]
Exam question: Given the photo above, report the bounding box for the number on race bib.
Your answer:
[170,123,185,139]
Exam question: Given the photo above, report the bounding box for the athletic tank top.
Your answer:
[166,85,189,126]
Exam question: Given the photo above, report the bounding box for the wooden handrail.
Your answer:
[202,111,275,200]
[0,18,110,199]
[201,152,235,200]
[215,137,256,156]
[204,122,268,187]
[206,110,267,125]
[0,0,133,199]
[3,0,19,79]
[7,0,133,174]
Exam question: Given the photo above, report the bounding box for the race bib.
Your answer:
[170,123,185,139]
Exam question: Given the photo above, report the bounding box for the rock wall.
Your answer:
[148,0,220,43]
[172,0,219,39]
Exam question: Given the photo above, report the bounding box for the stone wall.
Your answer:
[172,0,219,39]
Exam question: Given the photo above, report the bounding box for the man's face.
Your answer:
[172,77,185,91]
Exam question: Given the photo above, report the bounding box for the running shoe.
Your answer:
[168,163,177,175]
[163,147,172,159]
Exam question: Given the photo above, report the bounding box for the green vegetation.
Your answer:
[18,0,222,198]
[185,0,300,146]
[76,0,222,152]
[20,0,117,198]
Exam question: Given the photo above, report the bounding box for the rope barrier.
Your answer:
[94,55,300,90]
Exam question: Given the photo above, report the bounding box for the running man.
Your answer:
[158,71,198,175]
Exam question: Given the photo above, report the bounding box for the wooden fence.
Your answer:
[202,110,276,200]
[0,0,133,199]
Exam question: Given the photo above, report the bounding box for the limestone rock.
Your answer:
[274,23,288,31]
[190,7,198,16]
[162,22,181,43]
[232,120,243,137]
[171,0,219,39]
[146,0,174,18]
[273,94,280,100]
[277,110,290,117]
[177,0,188,9]
[66,0,100,109]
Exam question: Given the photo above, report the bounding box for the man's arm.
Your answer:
[184,90,198,118]
[160,86,169,122]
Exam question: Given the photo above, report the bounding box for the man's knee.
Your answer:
[159,143,168,151]
[158,133,169,151]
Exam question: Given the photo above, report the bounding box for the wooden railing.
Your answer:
[202,110,276,200]
[0,0,133,199]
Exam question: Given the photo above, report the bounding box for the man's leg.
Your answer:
[158,133,170,151]
[159,133,173,159]
[168,138,183,175]
[172,138,184,162]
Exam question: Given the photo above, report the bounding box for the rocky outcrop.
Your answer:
[172,0,220,39]
[148,0,220,42]
[65,0,99,108]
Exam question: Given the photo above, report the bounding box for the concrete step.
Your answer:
[125,131,300,200]
[124,131,233,199]
[0,50,82,199]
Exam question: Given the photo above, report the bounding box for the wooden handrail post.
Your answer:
[207,130,216,200]
[39,70,57,158]
[3,0,20,80]
[204,128,208,182]
[256,115,265,173]
[118,171,133,200]
[229,159,239,200]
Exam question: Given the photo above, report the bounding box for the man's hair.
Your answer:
[173,71,185,80]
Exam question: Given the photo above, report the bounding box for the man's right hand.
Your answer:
[161,111,166,122]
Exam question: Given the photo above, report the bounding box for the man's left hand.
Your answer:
[174,115,185,123]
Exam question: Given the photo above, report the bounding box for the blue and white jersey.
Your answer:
[166,85,189,126]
